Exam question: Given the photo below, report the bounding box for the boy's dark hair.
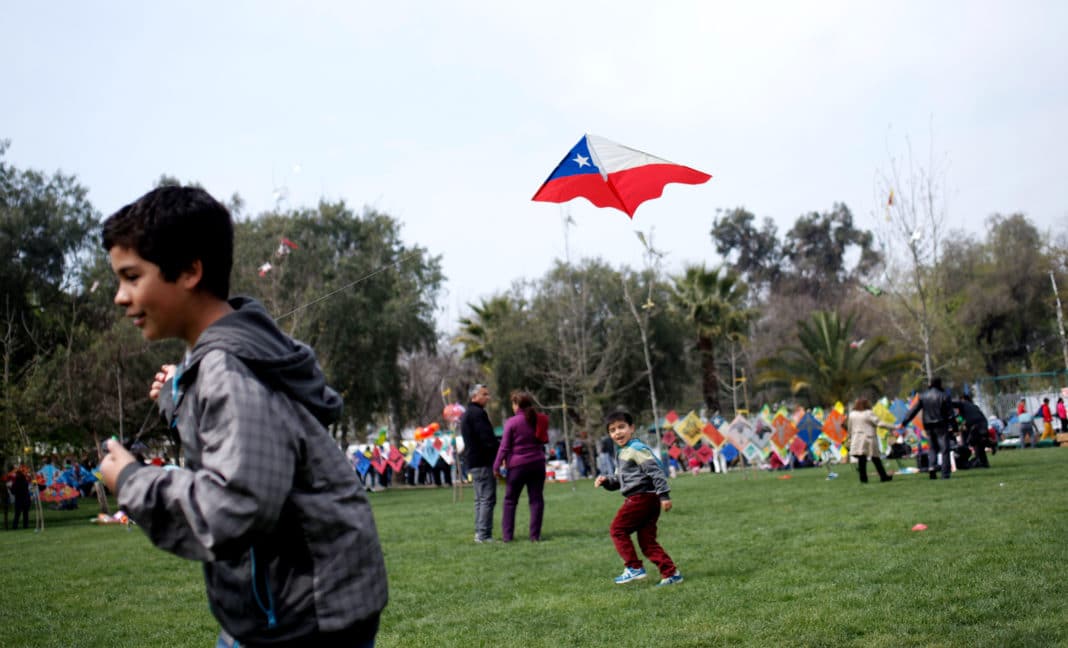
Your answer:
[102,186,233,300]
[930,377,943,390]
[604,409,634,429]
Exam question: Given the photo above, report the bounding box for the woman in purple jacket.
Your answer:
[493,390,549,542]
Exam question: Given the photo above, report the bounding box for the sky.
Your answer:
[4,1,1067,328]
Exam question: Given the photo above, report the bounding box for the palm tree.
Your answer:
[756,310,916,407]
[453,295,516,374]
[671,264,752,415]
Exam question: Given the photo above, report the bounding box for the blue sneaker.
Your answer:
[613,567,647,584]
[657,571,684,586]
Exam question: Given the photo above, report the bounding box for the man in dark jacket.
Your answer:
[461,384,499,542]
[954,394,990,468]
[901,377,955,480]
[10,469,32,530]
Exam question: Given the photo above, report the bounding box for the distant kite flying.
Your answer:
[532,134,711,218]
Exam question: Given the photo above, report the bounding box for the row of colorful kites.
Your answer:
[652,399,928,466]
[349,397,938,476]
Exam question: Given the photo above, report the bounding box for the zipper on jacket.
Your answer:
[249,546,278,628]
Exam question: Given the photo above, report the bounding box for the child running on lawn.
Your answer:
[595,409,683,586]
[99,186,387,647]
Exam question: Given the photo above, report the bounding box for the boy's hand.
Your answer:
[100,439,136,493]
[149,364,177,401]
[594,476,606,487]
[661,499,673,512]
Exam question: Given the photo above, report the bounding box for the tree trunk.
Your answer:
[699,335,720,415]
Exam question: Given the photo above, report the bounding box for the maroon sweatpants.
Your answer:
[609,492,677,578]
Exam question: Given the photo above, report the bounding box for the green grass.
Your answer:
[2,449,1067,647]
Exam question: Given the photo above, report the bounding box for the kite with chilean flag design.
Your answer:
[532,134,711,218]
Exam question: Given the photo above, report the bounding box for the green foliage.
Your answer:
[710,207,782,290]
[938,214,1063,379]
[0,142,103,459]
[671,264,752,415]
[230,202,444,435]
[780,203,881,301]
[3,450,1067,646]
[454,260,693,429]
[455,294,528,377]
[757,310,916,406]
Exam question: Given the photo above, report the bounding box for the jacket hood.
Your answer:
[185,296,343,427]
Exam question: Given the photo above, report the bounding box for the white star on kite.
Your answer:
[572,153,590,167]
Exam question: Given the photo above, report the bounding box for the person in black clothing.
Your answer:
[954,394,991,468]
[900,377,955,480]
[460,384,499,542]
[10,468,32,529]
[432,456,452,486]
[0,468,9,530]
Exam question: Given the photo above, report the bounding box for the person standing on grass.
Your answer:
[9,467,32,530]
[1018,411,1038,449]
[98,186,387,648]
[595,409,682,586]
[1057,397,1068,435]
[846,397,894,484]
[461,383,498,543]
[1037,398,1054,441]
[954,394,991,468]
[900,377,955,480]
[493,390,548,542]
[0,467,9,530]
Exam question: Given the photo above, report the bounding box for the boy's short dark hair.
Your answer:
[102,186,233,300]
[604,409,634,429]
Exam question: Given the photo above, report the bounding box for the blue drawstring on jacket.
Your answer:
[249,547,278,628]
[170,362,185,429]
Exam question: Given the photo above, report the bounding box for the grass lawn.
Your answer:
[2,448,1066,647]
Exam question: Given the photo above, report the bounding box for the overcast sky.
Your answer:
[5,1,1066,326]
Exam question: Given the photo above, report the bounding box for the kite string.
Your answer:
[275,251,420,322]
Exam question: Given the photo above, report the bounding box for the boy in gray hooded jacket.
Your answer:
[100,186,387,647]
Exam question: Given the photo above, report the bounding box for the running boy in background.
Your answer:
[99,186,387,647]
[595,409,683,586]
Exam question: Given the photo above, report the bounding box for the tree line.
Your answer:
[2,140,1066,464]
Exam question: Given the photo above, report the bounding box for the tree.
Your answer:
[397,339,482,432]
[710,207,781,292]
[230,201,443,443]
[0,140,100,459]
[671,264,751,416]
[936,213,1063,382]
[780,203,882,304]
[875,131,950,382]
[455,295,524,377]
[756,310,916,407]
